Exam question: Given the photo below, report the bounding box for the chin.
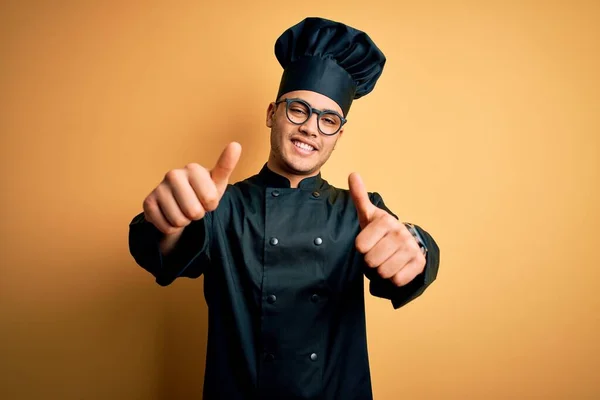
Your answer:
[284,161,315,174]
[282,156,319,175]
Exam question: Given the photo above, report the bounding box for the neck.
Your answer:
[266,157,320,189]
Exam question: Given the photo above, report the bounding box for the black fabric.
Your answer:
[128,165,440,399]
[275,17,386,116]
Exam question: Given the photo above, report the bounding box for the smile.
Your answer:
[292,140,316,152]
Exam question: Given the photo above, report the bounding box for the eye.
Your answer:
[321,114,340,126]
[290,107,307,115]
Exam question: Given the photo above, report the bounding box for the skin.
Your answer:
[265,90,344,188]
[142,90,426,287]
[349,173,427,287]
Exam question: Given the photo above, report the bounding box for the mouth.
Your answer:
[291,139,318,155]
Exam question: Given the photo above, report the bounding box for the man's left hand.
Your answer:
[349,173,426,287]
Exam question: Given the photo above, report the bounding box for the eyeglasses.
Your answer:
[275,98,347,136]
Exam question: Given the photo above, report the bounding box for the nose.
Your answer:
[299,113,319,137]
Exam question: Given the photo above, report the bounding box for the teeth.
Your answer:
[293,140,314,151]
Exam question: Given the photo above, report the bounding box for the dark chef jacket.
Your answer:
[128,164,440,400]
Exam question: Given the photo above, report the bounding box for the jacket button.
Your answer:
[270,237,279,246]
[264,353,275,362]
[310,353,318,361]
[312,191,320,198]
[310,294,319,303]
[314,237,323,246]
[267,294,277,304]
[271,190,280,197]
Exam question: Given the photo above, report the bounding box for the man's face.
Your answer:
[266,90,344,176]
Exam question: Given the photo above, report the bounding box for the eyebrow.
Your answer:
[295,98,341,115]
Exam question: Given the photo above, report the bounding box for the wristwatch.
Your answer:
[403,223,428,257]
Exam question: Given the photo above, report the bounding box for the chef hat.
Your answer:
[274,17,386,116]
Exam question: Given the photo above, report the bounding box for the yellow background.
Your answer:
[1,1,598,399]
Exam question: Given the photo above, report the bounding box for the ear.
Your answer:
[266,103,276,128]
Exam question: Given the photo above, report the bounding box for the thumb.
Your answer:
[348,172,375,228]
[211,142,242,194]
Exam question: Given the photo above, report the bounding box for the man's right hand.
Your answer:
[143,142,242,236]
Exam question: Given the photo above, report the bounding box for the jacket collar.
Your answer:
[252,163,328,190]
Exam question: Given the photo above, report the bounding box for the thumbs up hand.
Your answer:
[143,142,242,235]
[348,173,426,287]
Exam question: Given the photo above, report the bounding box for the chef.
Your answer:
[129,16,440,400]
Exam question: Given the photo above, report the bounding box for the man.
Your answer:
[129,17,439,400]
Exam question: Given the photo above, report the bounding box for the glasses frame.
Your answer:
[275,98,347,136]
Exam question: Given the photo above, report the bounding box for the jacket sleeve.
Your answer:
[128,211,212,286]
[363,192,440,309]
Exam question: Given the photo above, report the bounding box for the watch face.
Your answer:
[404,223,428,255]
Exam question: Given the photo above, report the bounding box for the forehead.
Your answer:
[278,90,343,115]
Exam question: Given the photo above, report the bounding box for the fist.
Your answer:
[143,142,242,235]
[349,172,426,287]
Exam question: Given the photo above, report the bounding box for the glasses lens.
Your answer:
[318,112,342,135]
[286,101,310,124]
